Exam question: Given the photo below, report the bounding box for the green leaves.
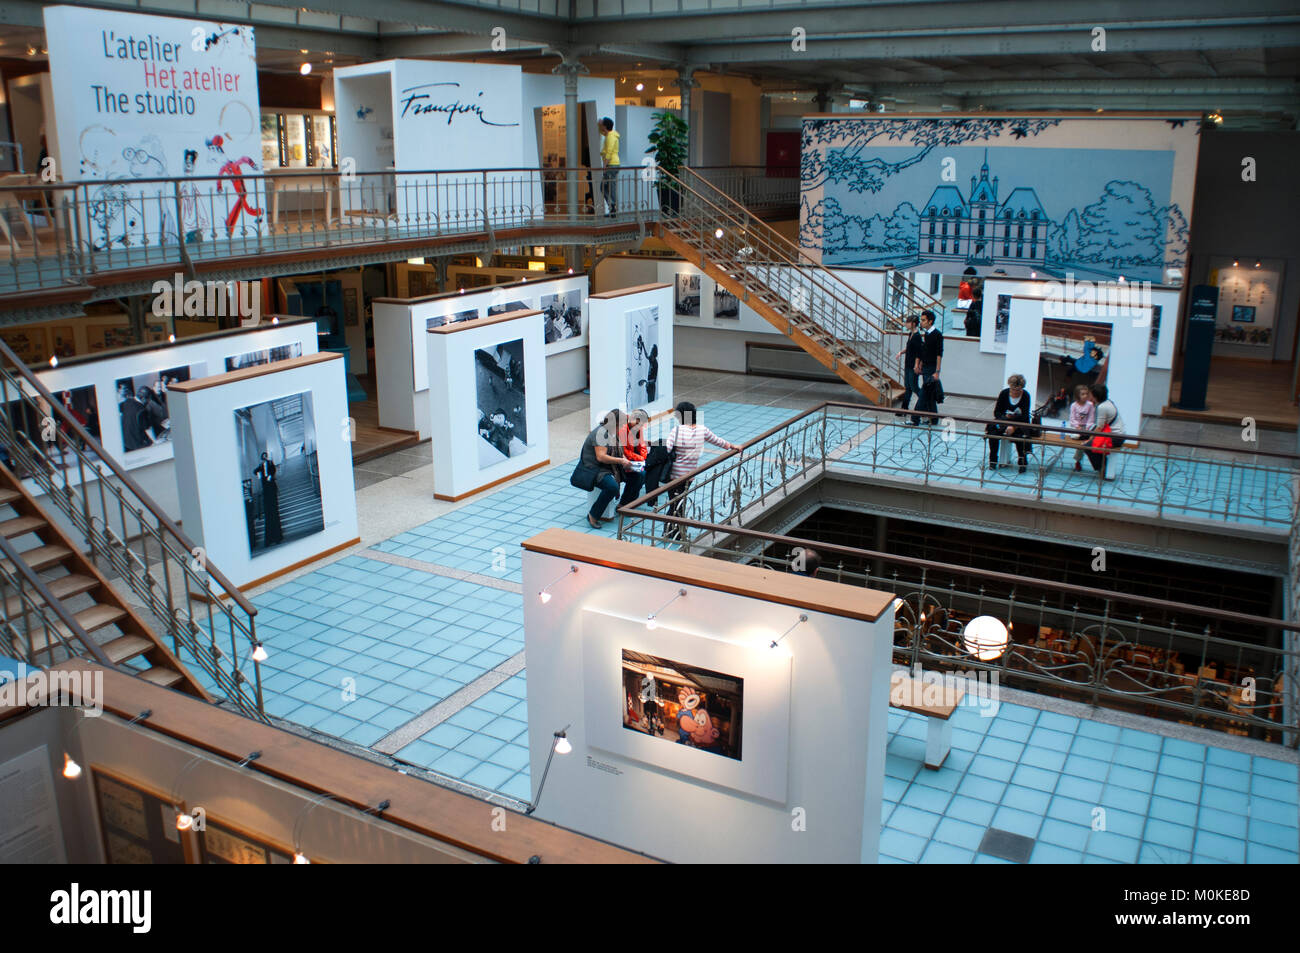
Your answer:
[645,111,689,179]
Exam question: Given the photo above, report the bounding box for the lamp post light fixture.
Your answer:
[646,588,687,630]
[962,615,1009,662]
[538,564,578,604]
[525,725,572,816]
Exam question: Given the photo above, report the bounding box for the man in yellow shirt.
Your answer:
[598,117,621,217]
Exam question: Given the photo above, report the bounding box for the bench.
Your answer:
[988,428,1140,480]
[889,671,966,769]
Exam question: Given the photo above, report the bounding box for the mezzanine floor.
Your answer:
[178,368,1299,862]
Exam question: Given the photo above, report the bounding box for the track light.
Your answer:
[647,588,687,629]
[769,614,808,649]
[538,564,577,603]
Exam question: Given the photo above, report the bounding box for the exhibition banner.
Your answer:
[43,5,264,249]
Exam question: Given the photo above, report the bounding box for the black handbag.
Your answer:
[570,459,602,491]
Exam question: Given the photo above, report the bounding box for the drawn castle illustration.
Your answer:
[919,151,1046,269]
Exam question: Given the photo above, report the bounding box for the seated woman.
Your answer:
[985,373,1033,473]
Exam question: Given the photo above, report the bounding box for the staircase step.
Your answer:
[1,573,99,616]
[0,515,46,538]
[74,603,127,633]
[0,544,72,574]
[0,488,21,507]
[138,666,184,688]
[102,634,154,665]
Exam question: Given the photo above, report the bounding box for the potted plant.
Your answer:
[646,111,689,215]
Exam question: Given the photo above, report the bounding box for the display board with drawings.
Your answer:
[24,320,317,484]
[91,768,189,864]
[404,273,589,392]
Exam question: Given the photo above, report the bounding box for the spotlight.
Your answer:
[168,333,176,343]
[62,754,82,780]
[49,355,58,367]
[646,588,687,629]
[293,851,311,864]
[554,731,572,755]
[1118,275,1125,283]
[714,228,724,238]
[769,613,808,649]
[526,725,572,815]
[251,642,268,662]
[300,63,312,75]
[1255,260,1262,268]
[1232,259,1239,267]
[635,83,644,92]
[538,564,577,603]
[175,810,194,831]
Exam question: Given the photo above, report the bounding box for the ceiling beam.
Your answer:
[235,0,569,43]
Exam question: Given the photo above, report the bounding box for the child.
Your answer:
[1068,385,1096,471]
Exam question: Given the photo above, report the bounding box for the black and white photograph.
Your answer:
[674,273,701,318]
[2,384,102,473]
[487,298,531,317]
[541,289,583,344]
[427,308,479,330]
[994,293,1012,345]
[713,283,740,320]
[474,338,528,469]
[234,391,324,558]
[621,649,744,761]
[225,342,303,373]
[626,305,660,407]
[114,363,205,456]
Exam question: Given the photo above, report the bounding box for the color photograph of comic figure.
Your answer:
[621,649,743,761]
[541,289,583,344]
[474,338,528,469]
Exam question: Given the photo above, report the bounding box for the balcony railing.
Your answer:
[687,165,799,215]
[616,402,1300,744]
[0,166,665,296]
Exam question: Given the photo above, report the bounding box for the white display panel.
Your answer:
[168,353,358,588]
[29,321,317,479]
[43,5,264,247]
[587,284,674,427]
[425,310,549,499]
[1004,296,1148,437]
[582,610,792,803]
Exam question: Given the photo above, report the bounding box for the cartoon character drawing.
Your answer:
[675,688,720,749]
[211,141,263,235]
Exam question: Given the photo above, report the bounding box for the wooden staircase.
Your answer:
[658,171,905,405]
[0,469,209,698]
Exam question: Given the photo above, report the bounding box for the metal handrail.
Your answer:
[888,268,947,327]
[661,169,901,398]
[0,530,112,669]
[0,338,265,718]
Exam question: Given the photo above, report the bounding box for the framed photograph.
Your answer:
[427,308,478,331]
[486,298,531,317]
[713,284,740,320]
[6,384,102,471]
[474,338,528,469]
[343,288,360,327]
[674,273,701,318]
[625,305,660,407]
[113,364,205,457]
[234,391,324,558]
[541,289,583,345]
[622,649,744,761]
[224,342,302,372]
[1232,305,1256,323]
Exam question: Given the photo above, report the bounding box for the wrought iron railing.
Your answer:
[0,530,112,671]
[617,402,1300,744]
[664,169,902,398]
[0,339,266,719]
[687,165,799,214]
[0,166,662,295]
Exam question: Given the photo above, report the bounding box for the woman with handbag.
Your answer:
[1084,383,1127,481]
[572,409,631,528]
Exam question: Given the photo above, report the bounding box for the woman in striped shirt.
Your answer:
[663,401,739,532]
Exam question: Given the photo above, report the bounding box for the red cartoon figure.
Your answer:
[208,135,263,235]
[675,689,721,749]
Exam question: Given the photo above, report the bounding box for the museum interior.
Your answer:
[0,0,1297,869]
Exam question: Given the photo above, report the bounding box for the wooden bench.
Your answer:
[1001,429,1141,479]
[889,671,966,769]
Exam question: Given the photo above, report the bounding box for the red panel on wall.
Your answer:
[766,131,799,176]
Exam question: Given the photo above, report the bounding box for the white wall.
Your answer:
[523,546,893,863]
[169,354,358,588]
[520,74,615,169]
[426,311,549,499]
[587,284,674,427]
[332,69,394,173]
[615,105,671,169]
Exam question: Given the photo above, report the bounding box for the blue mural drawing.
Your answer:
[800,117,1192,285]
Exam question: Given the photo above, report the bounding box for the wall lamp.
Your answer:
[62,708,152,780]
[769,614,808,649]
[646,589,687,629]
[171,750,260,830]
[525,725,571,816]
[538,564,577,604]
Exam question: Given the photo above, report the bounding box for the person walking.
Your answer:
[914,309,943,424]
[598,117,621,217]
[896,314,924,424]
[985,373,1033,473]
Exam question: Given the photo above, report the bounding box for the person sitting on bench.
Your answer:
[986,373,1032,473]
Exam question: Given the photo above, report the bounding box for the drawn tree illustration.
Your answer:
[1158,204,1189,268]
[885,201,921,253]
[1077,181,1163,267]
